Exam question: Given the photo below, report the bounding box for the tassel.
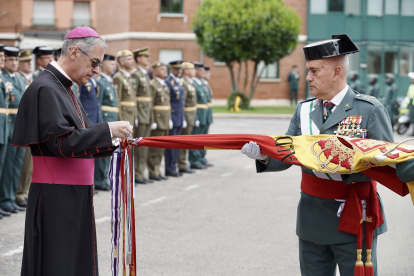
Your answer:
[354,249,365,276]
[365,249,374,276]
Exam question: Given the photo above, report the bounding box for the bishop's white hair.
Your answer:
[61,37,107,57]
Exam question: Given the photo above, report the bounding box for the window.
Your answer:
[367,0,383,16]
[384,50,398,74]
[159,49,183,65]
[310,0,327,14]
[73,2,91,27]
[385,0,399,15]
[161,0,183,13]
[367,46,382,74]
[348,50,360,73]
[32,1,55,26]
[329,0,343,12]
[345,0,361,15]
[401,0,414,16]
[258,61,279,79]
[400,48,414,75]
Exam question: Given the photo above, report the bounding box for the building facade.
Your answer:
[308,0,414,97]
[0,0,308,103]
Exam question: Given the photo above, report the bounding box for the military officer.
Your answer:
[15,49,33,208]
[384,73,398,127]
[189,62,208,170]
[0,47,27,214]
[79,77,99,124]
[349,71,363,93]
[241,34,392,276]
[94,54,118,191]
[178,62,197,174]
[288,65,300,105]
[164,60,185,177]
[0,44,10,218]
[32,46,54,78]
[113,50,137,128]
[367,74,380,98]
[147,61,170,181]
[406,72,414,136]
[131,47,153,184]
[54,48,62,61]
[200,65,213,167]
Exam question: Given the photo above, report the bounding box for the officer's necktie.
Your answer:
[323,101,335,122]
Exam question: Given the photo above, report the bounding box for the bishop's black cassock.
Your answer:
[12,61,115,276]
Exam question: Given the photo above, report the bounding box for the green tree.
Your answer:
[192,0,301,107]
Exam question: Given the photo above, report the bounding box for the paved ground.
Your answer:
[1,117,414,275]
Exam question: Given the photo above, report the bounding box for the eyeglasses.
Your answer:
[77,47,102,68]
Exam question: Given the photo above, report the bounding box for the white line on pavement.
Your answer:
[221,173,232,177]
[141,196,167,206]
[184,184,200,191]
[95,216,111,224]
[2,246,23,257]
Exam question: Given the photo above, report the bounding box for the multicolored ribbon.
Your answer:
[110,141,136,276]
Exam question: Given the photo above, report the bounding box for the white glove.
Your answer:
[195,120,200,127]
[241,141,268,161]
[151,122,157,130]
[183,120,187,129]
[169,119,173,130]
[135,119,139,127]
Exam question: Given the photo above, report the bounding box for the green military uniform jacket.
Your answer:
[350,79,363,93]
[97,74,118,122]
[367,83,380,98]
[182,77,197,127]
[256,87,392,245]
[192,78,208,126]
[202,79,213,125]
[288,71,299,90]
[113,69,137,127]
[32,67,44,79]
[0,71,8,145]
[131,67,152,125]
[150,78,171,131]
[1,69,26,139]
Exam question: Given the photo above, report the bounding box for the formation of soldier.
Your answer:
[0,43,215,217]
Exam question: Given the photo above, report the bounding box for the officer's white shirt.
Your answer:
[169,73,180,83]
[201,79,209,85]
[155,77,166,86]
[18,70,32,82]
[192,77,202,85]
[137,66,147,75]
[119,68,131,78]
[90,77,97,87]
[323,84,349,113]
[100,73,113,83]
[184,76,194,84]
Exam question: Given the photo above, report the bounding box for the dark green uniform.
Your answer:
[0,71,9,202]
[384,82,398,126]
[94,73,118,188]
[367,83,380,98]
[288,71,299,105]
[0,69,26,210]
[178,77,197,170]
[32,67,43,79]
[189,78,208,168]
[200,79,212,165]
[147,78,171,178]
[131,67,153,180]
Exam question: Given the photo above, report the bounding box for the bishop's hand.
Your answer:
[241,141,268,161]
[108,121,133,139]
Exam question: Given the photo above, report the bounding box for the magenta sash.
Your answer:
[32,156,94,185]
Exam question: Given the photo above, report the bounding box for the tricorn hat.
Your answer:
[192,62,204,69]
[303,34,359,61]
[103,54,115,61]
[4,46,20,57]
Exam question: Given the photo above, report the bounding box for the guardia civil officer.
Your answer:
[406,72,414,136]
[164,60,185,177]
[241,34,392,276]
[32,46,54,78]
[113,50,137,128]
[0,44,9,218]
[94,54,118,191]
[367,74,380,98]
[178,62,197,174]
[200,65,213,167]
[131,47,153,184]
[15,49,33,207]
[0,47,27,213]
[349,71,363,93]
[148,61,170,181]
[189,62,208,170]
[288,65,300,105]
[384,73,398,127]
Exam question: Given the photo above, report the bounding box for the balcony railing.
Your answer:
[32,17,56,27]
